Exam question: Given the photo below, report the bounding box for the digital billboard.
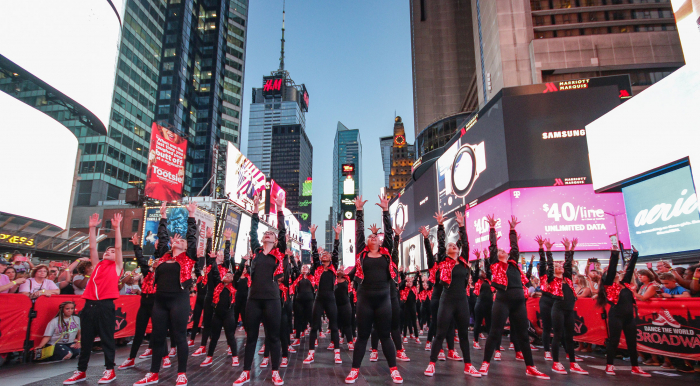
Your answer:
[0,93,79,229]
[141,206,216,257]
[622,166,700,256]
[401,234,423,271]
[342,219,356,268]
[217,205,241,253]
[300,231,312,251]
[144,123,187,202]
[284,208,300,242]
[262,75,284,96]
[390,186,415,235]
[0,0,124,132]
[464,190,513,254]
[233,213,252,263]
[225,142,267,213]
[265,179,286,228]
[412,165,437,230]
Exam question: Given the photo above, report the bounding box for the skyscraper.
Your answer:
[385,116,415,200]
[332,122,362,223]
[379,135,393,187]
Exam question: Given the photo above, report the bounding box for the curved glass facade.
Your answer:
[415,112,473,158]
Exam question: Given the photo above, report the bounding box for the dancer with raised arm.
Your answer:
[535,235,555,362]
[233,192,287,386]
[345,195,403,384]
[424,210,481,378]
[133,202,198,386]
[471,248,492,351]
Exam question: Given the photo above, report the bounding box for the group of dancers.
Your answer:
[61,192,651,386]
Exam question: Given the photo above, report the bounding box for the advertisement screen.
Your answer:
[233,213,252,263]
[141,206,215,257]
[465,191,513,255]
[510,185,630,252]
[672,0,700,65]
[225,142,266,213]
[283,208,300,243]
[413,165,438,230]
[435,99,509,214]
[391,186,415,236]
[401,234,423,271]
[266,179,286,228]
[503,85,621,187]
[144,123,187,202]
[622,166,700,256]
[0,92,78,228]
[342,219,356,268]
[218,206,241,254]
[300,231,312,251]
[0,0,124,131]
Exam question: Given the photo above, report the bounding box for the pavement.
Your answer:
[2,328,697,386]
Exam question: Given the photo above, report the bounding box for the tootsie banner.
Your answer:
[144,122,187,202]
[527,297,700,360]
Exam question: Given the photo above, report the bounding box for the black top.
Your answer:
[360,256,390,293]
[444,263,468,299]
[296,277,315,301]
[311,237,339,298]
[156,262,182,293]
[506,265,524,290]
[472,256,493,302]
[604,249,639,311]
[248,213,286,300]
[335,280,350,306]
[318,271,335,296]
[428,224,445,300]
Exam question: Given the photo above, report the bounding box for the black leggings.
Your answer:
[427,294,455,349]
[473,299,492,342]
[337,302,353,343]
[606,304,638,366]
[233,298,246,331]
[430,296,471,363]
[403,303,419,337]
[310,295,339,350]
[420,300,431,329]
[198,298,215,348]
[207,303,238,357]
[130,295,155,359]
[482,289,533,366]
[539,294,554,352]
[244,298,281,371]
[294,297,314,339]
[151,291,191,373]
[264,300,290,358]
[190,291,206,341]
[551,302,575,363]
[371,294,402,351]
[352,289,397,368]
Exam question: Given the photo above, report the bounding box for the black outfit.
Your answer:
[481,227,534,367]
[401,274,420,338]
[264,256,294,359]
[233,268,249,331]
[150,216,198,374]
[603,250,640,366]
[198,240,220,349]
[549,249,577,363]
[308,237,340,351]
[335,279,354,344]
[538,247,554,353]
[243,212,286,371]
[206,241,241,357]
[349,209,397,369]
[472,256,493,343]
[429,224,472,364]
[190,255,208,342]
[293,261,315,340]
[425,235,455,350]
[371,234,403,353]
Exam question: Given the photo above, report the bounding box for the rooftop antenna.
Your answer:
[279,0,286,71]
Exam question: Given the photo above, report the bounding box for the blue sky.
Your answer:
[240,0,415,245]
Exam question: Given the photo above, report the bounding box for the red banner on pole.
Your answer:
[0,294,32,353]
[144,122,187,202]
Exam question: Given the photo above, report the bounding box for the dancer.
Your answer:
[64,213,123,385]
[233,192,287,386]
[262,251,295,368]
[546,237,588,375]
[303,223,342,365]
[189,232,210,347]
[192,229,218,357]
[335,267,354,350]
[345,195,403,384]
[598,245,650,377]
[424,210,480,377]
[233,252,250,332]
[479,215,548,379]
[418,279,432,332]
[400,271,420,343]
[534,236,555,361]
[133,202,198,386]
[290,260,314,346]
[471,249,492,351]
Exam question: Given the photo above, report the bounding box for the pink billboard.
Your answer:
[459,185,629,253]
[510,185,630,252]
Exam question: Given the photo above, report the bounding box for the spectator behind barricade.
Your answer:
[659,273,690,298]
[575,275,592,298]
[19,264,60,298]
[35,301,81,361]
[528,277,540,297]
[72,260,93,295]
[11,251,34,275]
[1,266,26,293]
[0,258,8,274]
[656,260,672,274]
[634,270,660,301]
[119,271,141,295]
[691,266,700,296]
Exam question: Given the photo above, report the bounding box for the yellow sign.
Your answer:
[0,233,35,246]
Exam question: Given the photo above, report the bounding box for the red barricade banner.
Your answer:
[146,295,199,333]
[527,297,700,360]
[0,294,33,353]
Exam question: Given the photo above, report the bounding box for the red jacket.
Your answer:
[141,272,156,295]
[605,282,631,305]
[399,286,418,302]
[549,276,576,299]
[438,257,469,287]
[212,265,235,305]
[490,260,529,290]
[474,278,491,296]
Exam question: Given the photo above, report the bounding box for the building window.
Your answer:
[132,219,140,232]
[164,48,177,58]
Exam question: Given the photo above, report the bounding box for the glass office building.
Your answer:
[332,122,362,223]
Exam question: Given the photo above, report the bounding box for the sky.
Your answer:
[240,0,416,246]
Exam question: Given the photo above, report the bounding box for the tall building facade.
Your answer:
[325,206,333,251]
[472,0,684,106]
[385,116,415,200]
[410,0,479,138]
[379,135,393,187]
[270,123,313,230]
[331,122,362,223]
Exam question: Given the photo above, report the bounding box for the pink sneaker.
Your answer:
[132,372,158,386]
[390,367,403,384]
[437,350,446,361]
[139,348,153,359]
[494,351,502,361]
[233,371,250,385]
[631,366,651,377]
[231,356,239,367]
[200,356,213,367]
[271,371,284,386]
[119,358,136,370]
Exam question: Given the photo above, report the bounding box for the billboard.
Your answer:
[262,75,284,96]
[233,213,252,263]
[265,179,286,228]
[224,142,266,213]
[0,0,124,132]
[284,208,300,242]
[300,231,312,251]
[302,177,312,196]
[144,123,187,202]
[342,220,356,268]
[464,190,513,254]
[217,205,241,253]
[0,92,78,228]
[672,0,700,65]
[141,206,216,257]
[622,166,700,256]
[401,234,423,272]
[340,194,356,221]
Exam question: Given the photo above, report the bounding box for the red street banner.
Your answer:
[527,297,700,360]
[0,294,32,353]
[144,122,187,202]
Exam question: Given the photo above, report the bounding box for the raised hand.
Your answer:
[544,239,555,251]
[433,210,445,225]
[275,190,285,209]
[368,223,380,234]
[376,194,389,211]
[535,235,544,247]
[112,213,123,230]
[354,195,367,210]
[473,248,481,258]
[172,233,183,245]
[253,192,261,210]
[160,202,167,219]
[208,250,217,258]
[223,229,232,240]
[571,238,578,250]
[455,210,465,227]
[333,223,342,236]
[418,226,429,238]
[309,224,318,238]
[89,213,101,228]
[130,234,140,246]
[632,245,637,253]
[483,248,488,257]
[508,215,520,230]
[486,214,497,228]
[186,201,198,216]
[393,224,405,237]
[561,237,570,251]
[206,227,214,239]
